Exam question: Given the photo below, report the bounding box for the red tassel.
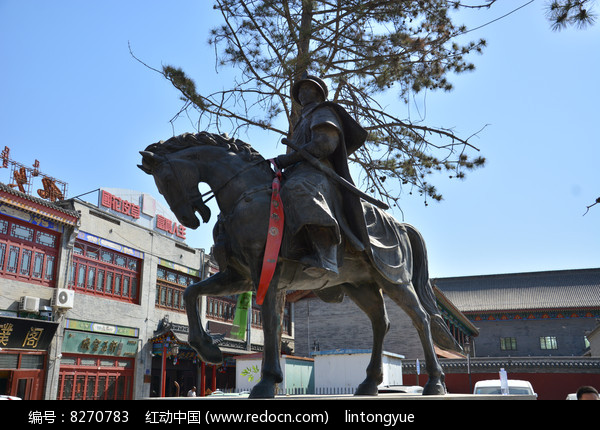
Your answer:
[256,162,285,305]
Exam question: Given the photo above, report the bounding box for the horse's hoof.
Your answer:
[249,382,276,399]
[354,380,379,396]
[423,380,447,395]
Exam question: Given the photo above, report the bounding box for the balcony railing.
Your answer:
[205,296,291,335]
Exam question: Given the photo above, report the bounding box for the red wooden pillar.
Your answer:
[160,343,167,397]
[212,365,217,392]
[200,362,206,397]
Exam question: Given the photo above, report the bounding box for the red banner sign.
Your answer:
[156,214,186,239]
[100,190,140,219]
[0,146,67,202]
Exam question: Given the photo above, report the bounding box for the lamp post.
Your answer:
[464,337,472,394]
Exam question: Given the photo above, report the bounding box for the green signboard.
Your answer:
[62,330,139,357]
[64,319,139,337]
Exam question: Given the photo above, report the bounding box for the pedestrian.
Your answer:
[576,386,599,400]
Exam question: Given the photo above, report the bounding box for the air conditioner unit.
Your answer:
[53,288,75,309]
[19,296,40,313]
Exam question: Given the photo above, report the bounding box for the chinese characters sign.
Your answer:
[97,188,187,242]
[156,214,186,239]
[0,146,68,202]
[62,329,139,357]
[100,190,140,219]
[0,316,58,350]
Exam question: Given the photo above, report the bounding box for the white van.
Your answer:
[473,379,536,397]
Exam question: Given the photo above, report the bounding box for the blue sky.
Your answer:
[1,1,598,279]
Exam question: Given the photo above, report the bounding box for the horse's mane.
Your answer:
[146,131,265,165]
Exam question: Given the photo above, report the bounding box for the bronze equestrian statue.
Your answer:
[139,75,461,398]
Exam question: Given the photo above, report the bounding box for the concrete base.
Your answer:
[153,392,537,400]
[288,393,537,400]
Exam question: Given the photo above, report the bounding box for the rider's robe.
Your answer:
[280,101,412,286]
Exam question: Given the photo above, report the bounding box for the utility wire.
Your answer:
[461,1,536,35]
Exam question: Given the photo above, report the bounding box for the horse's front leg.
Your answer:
[184,270,250,364]
[249,272,285,398]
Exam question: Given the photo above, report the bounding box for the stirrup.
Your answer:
[300,255,339,278]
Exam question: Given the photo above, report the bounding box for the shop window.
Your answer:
[69,240,141,304]
[19,354,44,369]
[155,267,197,313]
[0,353,19,368]
[0,215,59,286]
[57,355,133,400]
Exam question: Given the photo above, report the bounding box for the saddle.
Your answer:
[210,183,412,300]
[278,201,412,286]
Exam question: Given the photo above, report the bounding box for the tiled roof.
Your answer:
[0,183,79,225]
[433,268,600,313]
[0,182,79,221]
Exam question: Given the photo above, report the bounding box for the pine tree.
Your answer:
[545,0,597,31]
[157,1,494,206]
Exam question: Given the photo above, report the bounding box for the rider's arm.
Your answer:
[275,107,341,168]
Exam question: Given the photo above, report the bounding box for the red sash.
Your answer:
[256,161,284,305]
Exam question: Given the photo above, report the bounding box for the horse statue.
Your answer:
[139,131,461,398]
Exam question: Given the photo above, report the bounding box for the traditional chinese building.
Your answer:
[0,182,79,399]
[433,269,600,357]
[0,181,293,399]
[400,269,600,399]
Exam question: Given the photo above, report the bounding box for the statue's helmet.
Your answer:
[292,75,328,104]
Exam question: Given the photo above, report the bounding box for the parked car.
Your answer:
[378,385,424,394]
[473,379,536,397]
[0,395,21,400]
[207,390,250,397]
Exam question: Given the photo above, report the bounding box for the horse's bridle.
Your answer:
[164,152,272,212]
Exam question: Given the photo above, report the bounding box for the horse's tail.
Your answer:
[404,224,463,354]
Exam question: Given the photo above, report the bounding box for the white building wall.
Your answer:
[312,349,403,394]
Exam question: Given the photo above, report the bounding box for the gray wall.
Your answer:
[468,317,594,357]
[293,295,596,361]
[293,295,426,360]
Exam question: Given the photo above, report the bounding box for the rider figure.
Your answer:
[274,75,367,278]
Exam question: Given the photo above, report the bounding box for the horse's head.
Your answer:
[138,148,211,229]
[140,132,272,229]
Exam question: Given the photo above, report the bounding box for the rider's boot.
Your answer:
[301,227,339,278]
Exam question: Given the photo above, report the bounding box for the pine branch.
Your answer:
[150,0,493,204]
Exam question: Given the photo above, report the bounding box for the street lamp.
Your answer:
[464,337,472,393]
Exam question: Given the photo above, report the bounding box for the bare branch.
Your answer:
[153,1,490,204]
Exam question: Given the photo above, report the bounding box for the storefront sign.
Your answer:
[100,189,140,219]
[0,146,68,202]
[0,202,64,233]
[158,259,200,278]
[0,316,58,351]
[62,330,139,358]
[156,214,186,239]
[77,231,144,259]
[65,319,139,338]
[96,188,187,242]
